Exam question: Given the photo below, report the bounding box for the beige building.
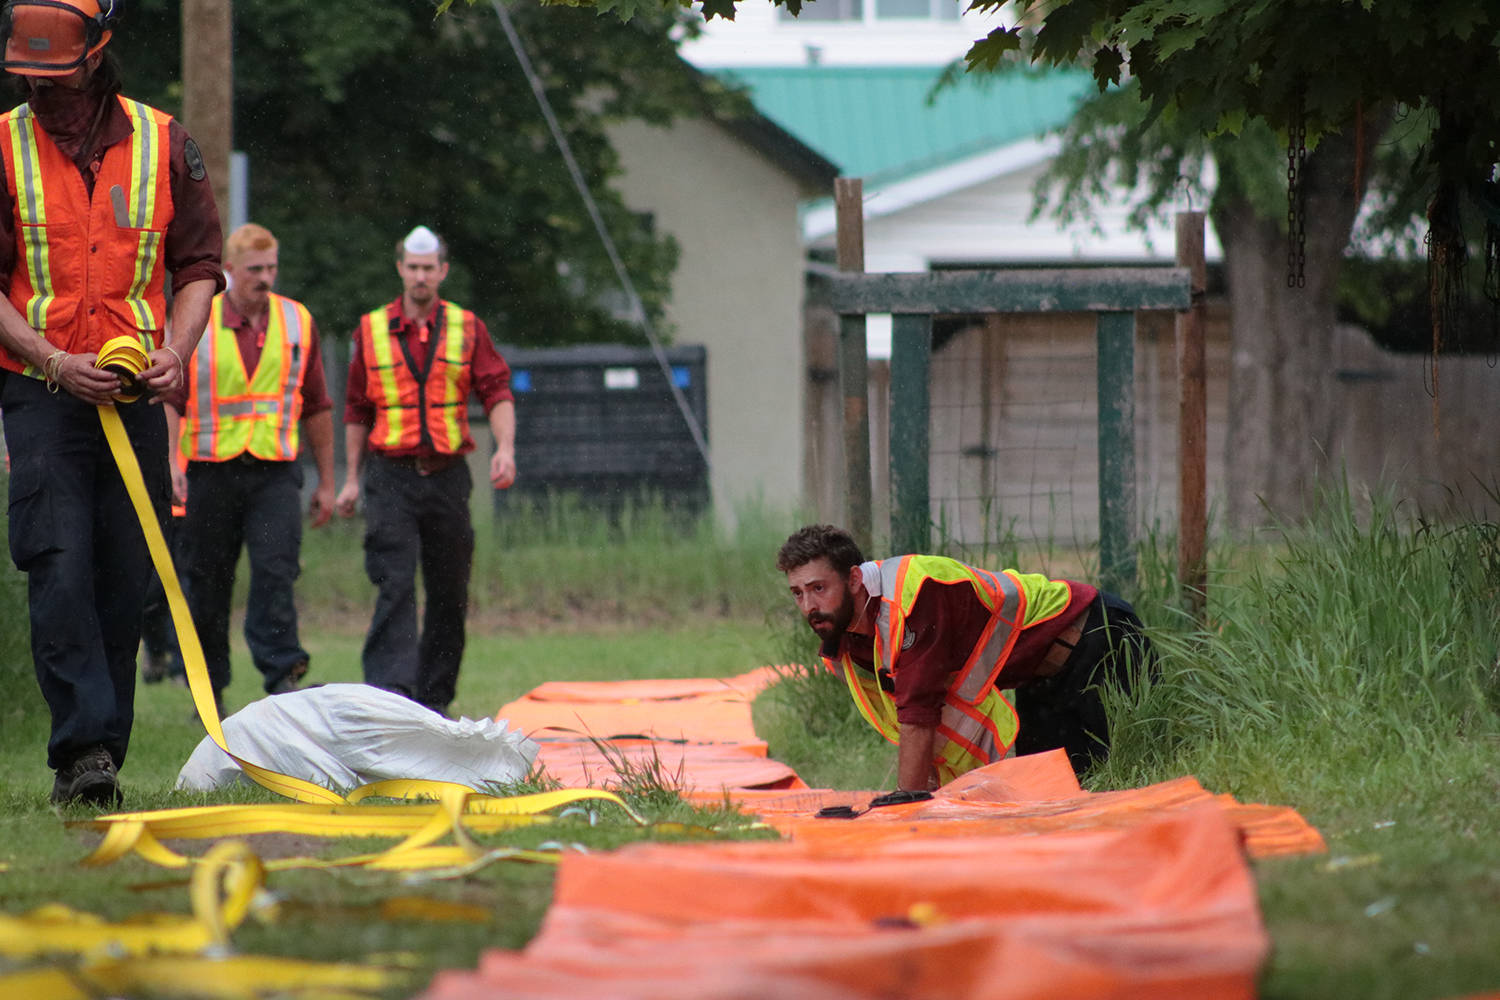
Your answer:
[607,109,836,525]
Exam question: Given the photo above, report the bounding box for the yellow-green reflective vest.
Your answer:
[823,555,1072,784]
[181,292,313,462]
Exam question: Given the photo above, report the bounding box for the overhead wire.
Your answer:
[486,0,712,470]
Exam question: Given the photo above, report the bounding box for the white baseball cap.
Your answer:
[402,225,441,256]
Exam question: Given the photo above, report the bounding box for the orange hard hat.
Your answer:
[1,0,116,77]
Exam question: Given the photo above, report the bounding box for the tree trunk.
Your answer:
[1213,128,1372,531]
[181,0,232,237]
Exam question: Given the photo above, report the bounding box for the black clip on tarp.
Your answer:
[815,789,933,820]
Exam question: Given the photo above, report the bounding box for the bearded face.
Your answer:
[786,558,856,640]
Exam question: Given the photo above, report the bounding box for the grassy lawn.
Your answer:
[1,492,1499,998]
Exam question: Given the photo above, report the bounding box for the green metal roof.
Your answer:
[715,65,1096,184]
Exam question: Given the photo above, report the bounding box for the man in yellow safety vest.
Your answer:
[163,223,336,717]
[778,524,1155,790]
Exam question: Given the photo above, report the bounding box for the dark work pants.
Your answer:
[175,458,309,694]
[140,513,182,671]
[360,453,474,713]
[1,373,168,772]
[1012,591,1156,774]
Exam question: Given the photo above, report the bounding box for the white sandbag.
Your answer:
[176,683,539,794]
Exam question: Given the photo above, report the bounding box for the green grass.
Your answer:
[4,488,1500,998]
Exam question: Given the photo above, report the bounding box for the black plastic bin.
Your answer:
[488,343,709,517]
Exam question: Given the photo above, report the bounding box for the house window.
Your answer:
[875,0,960,18]
[778,0,958,20]
[784,0,863,21]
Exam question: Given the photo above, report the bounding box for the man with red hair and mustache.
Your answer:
[164,222,336,718]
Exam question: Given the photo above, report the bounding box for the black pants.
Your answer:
[360,453,474,713]
[1012,592,1156,774]
[174,458,309,694]
[140,512,182,672]
[1,373,168,771]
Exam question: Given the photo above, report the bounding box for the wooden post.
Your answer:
[181,0,233,236]
[889,313,931,555]
[1097,311,1137,592]
[835,178,872,551]
[1176,212,1208,617]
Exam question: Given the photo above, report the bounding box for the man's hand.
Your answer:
[489,448,516,489]
[139,346,185,400]
[334,480,360,518]
[896,722,940,792]
[170,463,187,507]
[55,352,123,405]
[309,480,336,527]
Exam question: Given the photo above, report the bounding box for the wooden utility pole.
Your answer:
[834,178,872,552]
[1175,212,1208,618]
[181,0,232,235]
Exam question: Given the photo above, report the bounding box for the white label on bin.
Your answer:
[604,367,639,390]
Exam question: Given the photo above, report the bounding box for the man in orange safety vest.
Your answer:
[0,0,222,805]
[336,225,516,717]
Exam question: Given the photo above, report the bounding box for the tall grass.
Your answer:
[295,491,807,631]
[1095,483,1500,812]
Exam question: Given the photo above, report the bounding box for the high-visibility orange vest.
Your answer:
[0,95,174,376]
[355,301,477,455]
[822,555,1075,784]
[180,292,314,462]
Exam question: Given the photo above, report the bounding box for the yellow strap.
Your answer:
[95,336,345,804]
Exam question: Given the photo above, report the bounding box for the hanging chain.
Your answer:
[1286,96,1307,289]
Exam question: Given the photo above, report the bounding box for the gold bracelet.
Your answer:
[42,349,68,393]
[162,344,184,377]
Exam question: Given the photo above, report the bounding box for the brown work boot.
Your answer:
[50,747,121,807]
[268,659,309,695]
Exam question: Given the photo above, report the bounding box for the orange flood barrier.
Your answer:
[498,667,807,794]
[435,667,1326,1000]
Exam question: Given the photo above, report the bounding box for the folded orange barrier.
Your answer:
[498,668,781,748]
[423,800,1270,1000]
[528,737,806,795]
[455,667,1325,1000]
[499,668,804,796]
[730,755,1323,861]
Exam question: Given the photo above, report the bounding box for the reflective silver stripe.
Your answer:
[128,99,152,227]
[121,100,163,329]
[191,304,220,454]
[275,296,305,456]
[12,107,54,329]
[940,705,1003,762]
[952,568,1023,703]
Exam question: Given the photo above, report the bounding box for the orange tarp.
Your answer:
[499,667,806,795]
[498,667,782,747]
[440,666,1327,1000]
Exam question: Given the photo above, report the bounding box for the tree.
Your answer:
[105,0,719,344]
[1035,79,1384,527]
[967,1,1500,527]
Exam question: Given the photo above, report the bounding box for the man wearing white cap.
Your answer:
[336,226,516,716]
